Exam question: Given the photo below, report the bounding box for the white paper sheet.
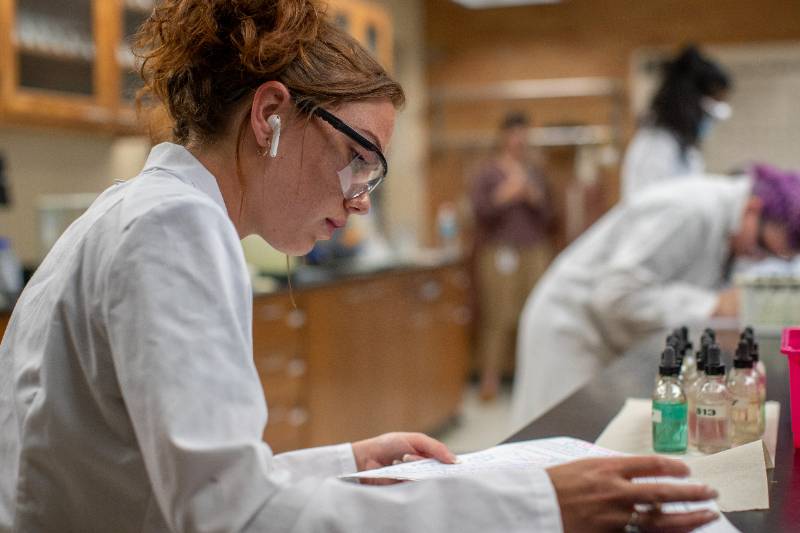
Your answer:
[341,437,617,481]
[341,437,739,532]
[595,398,777,512]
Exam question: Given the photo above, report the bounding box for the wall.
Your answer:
[424,0,800,241]
[0,126,149,264]
[374,0,429,247]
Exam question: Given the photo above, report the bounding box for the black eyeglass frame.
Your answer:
[312,107,388,200]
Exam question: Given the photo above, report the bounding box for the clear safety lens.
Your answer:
[337,150,386,200]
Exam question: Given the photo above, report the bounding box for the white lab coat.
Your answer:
[621,126,705,200]
[0,143,563,533]
[511,177,751,430]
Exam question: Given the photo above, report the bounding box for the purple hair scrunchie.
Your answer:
[751,163,800,249]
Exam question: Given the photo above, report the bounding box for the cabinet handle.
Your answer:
[419,280,442,302]
[286,309,306,329]
[286,358,307,378]
[288,407,309,427]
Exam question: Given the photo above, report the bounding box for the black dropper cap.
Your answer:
[703,328,717,342]
[667,333,684,364]
[749,341,760,363]
[705,344,725,376]
[734,340,754,369]
[659,346,680,376]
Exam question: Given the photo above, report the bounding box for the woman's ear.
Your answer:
[250,81,291,152]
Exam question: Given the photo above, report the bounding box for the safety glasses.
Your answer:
[313,107,388,200]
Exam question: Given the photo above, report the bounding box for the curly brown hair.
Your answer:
[134,0,404,144]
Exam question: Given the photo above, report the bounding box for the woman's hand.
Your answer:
[351,432,458,472]
[546,456,719,533]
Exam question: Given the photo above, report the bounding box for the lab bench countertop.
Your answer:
[506,332,799,532]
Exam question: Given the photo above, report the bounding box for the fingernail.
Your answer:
[704,511,719,520]
[392,460,402,465]
[705,487,719,499]
[402,454,412,462]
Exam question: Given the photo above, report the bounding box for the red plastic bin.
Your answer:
[779,327,800,448]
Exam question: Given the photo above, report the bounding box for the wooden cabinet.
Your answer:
[0,0,121,129]
[328,0,393,71]
[298,264,471,448]
[0,0,391,131]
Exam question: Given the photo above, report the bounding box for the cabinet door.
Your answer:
[0,0,115,127]
[327,0,393,71]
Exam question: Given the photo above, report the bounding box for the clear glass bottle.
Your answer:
[749,340,767,436]
[729,341,762,445]
[696,344,732,454]
[687,338,710,448]
[652,346,688,453]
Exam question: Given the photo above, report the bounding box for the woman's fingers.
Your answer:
[611,456,690,479]
[404,433,458,464]
[623,482,718,505]
[639,509,719,532]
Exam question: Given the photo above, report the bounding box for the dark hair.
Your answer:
[500,111,530,131]
[649,45,731,156]
[134,0,405,144]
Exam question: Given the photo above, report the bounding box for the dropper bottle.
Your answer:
[679,326,697,386]
[696,344,732,453]
[652,346,688,453]
[687,335,711,448]
[729,341,762,445]
[748,339,767,435]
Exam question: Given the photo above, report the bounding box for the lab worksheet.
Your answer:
[341,437,738,533]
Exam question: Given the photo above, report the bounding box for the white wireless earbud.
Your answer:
[267,114,281,158]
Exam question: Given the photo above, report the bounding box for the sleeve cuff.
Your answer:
[336,443,358,475]
[524,467,564,532]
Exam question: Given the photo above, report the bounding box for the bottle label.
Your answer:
[696,405,728,419]
[652,409,662,423]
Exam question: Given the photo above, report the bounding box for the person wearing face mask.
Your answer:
[621,45,732,200]
[0,2,722,532]
[512,164,800,430]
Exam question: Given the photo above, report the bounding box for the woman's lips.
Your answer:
[325,218,345,235]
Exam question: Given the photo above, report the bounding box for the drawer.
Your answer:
[252,297,306,354]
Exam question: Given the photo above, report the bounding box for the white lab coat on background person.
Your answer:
[621,126,704,200]
[511,176,751,430]
[0,143,563,533]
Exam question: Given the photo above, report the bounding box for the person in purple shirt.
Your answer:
[471,112,552,401]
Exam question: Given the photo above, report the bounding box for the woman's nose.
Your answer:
[344,192,371,215]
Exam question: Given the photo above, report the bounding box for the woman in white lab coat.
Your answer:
[512,168,800,430]
[621,46,731,200]
[0,2,721,532]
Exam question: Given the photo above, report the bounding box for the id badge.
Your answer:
[495,246,519,275]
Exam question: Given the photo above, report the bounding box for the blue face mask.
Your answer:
[697,115,715,141]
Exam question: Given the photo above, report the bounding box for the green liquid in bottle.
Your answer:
[652,401,688,453]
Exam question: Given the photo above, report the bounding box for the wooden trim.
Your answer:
[0,0,16,115]
[95,0,121,111]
